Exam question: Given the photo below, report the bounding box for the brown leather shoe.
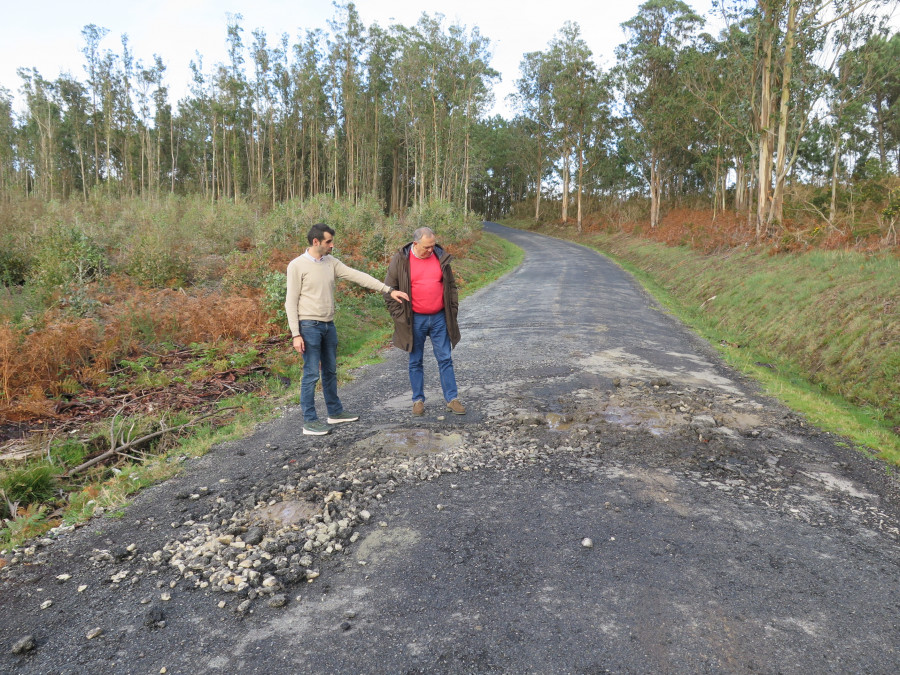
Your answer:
[412,400,425,416]
[446,399,466,415]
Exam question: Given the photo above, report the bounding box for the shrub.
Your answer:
[29,226,108,290]
[125,241,194,288]
[0,239,30,286]
[262,271,288,327]
[0,462,61,518]
[405,199,479,243]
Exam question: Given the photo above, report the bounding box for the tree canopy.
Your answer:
[1,1,897,236]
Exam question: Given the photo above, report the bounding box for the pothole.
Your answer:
[601,404,671,436]
[250,500,318,527]
[354,429,465,456]
[546,413,572,431]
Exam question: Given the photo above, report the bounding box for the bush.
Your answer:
[262,271,288,327]
[29,226,108,290]
[0,238,31,286]
[125,240,194,288]
[0,462,61,519]
[405,199,479,243]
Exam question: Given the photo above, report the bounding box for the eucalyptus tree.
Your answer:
[216,14,250,200]
[388,14,496,211]
[328,2,368,203]
[0,88,17,197]
[469,115,532,219]
[293,29,330,200]
[270,33,297,201]
[715,0,891,234]
[451,23,496,211]
[184,55,215,197]
[513,50,554,221]
[56,74,92,200]
[146,56,172,196]
[547,23,610,230]
[365,24,399,207]
[18,68,62,199]
[119,34,137,197]
[617,0,704,228]
[81,24,108,187]
[856,31,900,172]
[823,23,888,224]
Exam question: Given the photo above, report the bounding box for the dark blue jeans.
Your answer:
[299,320,343,422]
[409,311,458,404]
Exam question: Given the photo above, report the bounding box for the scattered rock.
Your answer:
[12,635,36,654]
[243,527,265,546]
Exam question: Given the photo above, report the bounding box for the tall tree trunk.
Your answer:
[768,0,798,227]
[391,146,400,215]
[734,156,745,212]
[534,135,542,221]
[713,149,721,222]
[649,151,661,229]
[829,132,842,225]
[576,149,583,233]
[756,12,775,238]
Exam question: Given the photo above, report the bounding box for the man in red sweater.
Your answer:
[384,227,466,416]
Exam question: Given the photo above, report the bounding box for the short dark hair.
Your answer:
[307,223,335,245]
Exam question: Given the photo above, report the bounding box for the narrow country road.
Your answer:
[2,222,899,674]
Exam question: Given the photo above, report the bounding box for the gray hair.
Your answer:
[413,227,435,242]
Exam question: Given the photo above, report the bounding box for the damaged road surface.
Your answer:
[2,222,899,673]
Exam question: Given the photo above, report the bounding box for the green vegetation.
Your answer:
[510,220,899,464]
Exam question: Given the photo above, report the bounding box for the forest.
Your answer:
[0,0,897,239]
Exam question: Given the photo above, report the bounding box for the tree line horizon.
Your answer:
[1,0,897,236]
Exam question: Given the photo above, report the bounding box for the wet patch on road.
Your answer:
[578,346,744,394]
[352,429,465,457]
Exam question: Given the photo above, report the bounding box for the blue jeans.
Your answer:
[299,320,343,422]
[409,311,458,404]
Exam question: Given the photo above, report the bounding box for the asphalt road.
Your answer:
[2,222,899,674]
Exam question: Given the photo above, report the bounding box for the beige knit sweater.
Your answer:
[284,253,390,337]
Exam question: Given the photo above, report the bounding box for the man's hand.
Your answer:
[292,335,305,354]
[389,289,410,303]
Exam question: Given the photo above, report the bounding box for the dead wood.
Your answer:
[66,406,240,476]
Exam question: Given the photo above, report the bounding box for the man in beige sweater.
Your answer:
[286,223,409,435]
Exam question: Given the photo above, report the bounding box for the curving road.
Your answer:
[2,222,899,674]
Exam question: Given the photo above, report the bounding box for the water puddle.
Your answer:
[545,413,572,431]
[355,429,464,456]
[251,500,318,527]
[601,405,670,436]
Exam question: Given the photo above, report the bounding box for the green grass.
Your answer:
[505,221,900,464]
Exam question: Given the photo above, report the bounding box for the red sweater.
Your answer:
[409,251,444,314]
